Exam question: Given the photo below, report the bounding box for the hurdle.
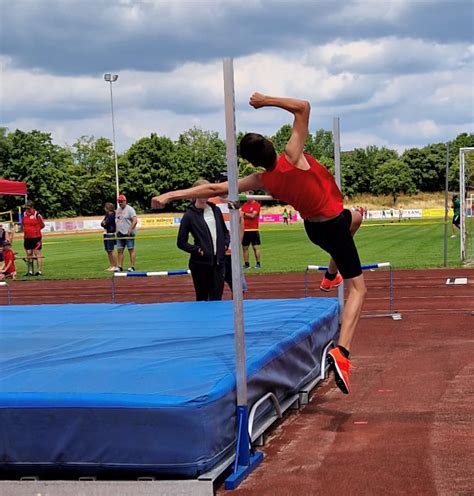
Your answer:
[111,270,191,303]
[0,281,11,305]
[17,255,43,275]
[304,262,402,320]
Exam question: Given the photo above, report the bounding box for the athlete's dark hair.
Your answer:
[239,133,277,171]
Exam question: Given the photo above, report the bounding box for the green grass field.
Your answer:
[14,219,462,280]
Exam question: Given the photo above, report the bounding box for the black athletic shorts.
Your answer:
[304,209,362,279]
[24,237,42,251]
[242,231,261,247]
[452,215,460,228]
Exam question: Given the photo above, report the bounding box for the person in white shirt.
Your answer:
[177,179,229,301]
[115,194,138,272]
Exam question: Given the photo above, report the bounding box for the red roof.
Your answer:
[0,179,28,196]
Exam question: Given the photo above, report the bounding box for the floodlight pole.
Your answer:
[104,74,120,201]
[222,57,263,490]
[333,117,344,321]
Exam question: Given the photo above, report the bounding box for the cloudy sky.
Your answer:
[1,0,473,154]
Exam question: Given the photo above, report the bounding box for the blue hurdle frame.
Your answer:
[111,270,190,303]
[304,262,402,320]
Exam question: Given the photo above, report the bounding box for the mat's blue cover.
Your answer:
[0,298,338,477]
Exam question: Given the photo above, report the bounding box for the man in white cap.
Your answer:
[115,194,138,272]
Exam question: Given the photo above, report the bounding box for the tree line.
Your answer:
[0,126,473,218]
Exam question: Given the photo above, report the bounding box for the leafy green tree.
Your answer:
[402,143,447,192]
[449,133,474,162]
[120,133,176,212]
[308,129,334,160]
[270,124,292,155]
[446,133,474,191]
[373,159,416,204]
[4,129,77,217]
[174,127,226,187]
[69,136,117,215]
[0,127,11,173]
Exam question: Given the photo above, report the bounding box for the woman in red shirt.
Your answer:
[22,200,45,276]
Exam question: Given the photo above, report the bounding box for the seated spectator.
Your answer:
[0,241,16,280]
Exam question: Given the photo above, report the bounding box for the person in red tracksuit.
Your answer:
[0,240,16,280]
[152,94,365,395]
[22,200,45,276]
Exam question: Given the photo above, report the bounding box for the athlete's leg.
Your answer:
[35,249,43,272]
[253,244,261,264]
[327,210,363,274]
[337,273,366,350]
[128,248,136,268]
[242,245,250,265]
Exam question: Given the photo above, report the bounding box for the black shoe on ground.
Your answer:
[34,272,43,276]
[25,272,33,277]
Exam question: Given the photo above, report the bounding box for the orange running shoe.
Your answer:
[320,272,343,292]
[328,347,352,394]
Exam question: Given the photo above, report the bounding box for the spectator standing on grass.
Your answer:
[282,208,289,225]
[241,194,262,269]
[152,93,366,395]
[208,172,247,294]
[178,179,230,301]
[288,209,293,223]
[101,202,118,271]
[451,194,461,238]
[115,194,138,272]
[22,200,44,276]
[0,240,16,280]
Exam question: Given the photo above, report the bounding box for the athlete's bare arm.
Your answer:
[151,173,264,209]
[249,93,311,169]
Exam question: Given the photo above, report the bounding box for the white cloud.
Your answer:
[1,3,473,154]
[330,0,410,23]
[390,118,440,139]
[305,37,473,75]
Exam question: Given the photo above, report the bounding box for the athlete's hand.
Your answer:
[249,92,266,109]
[151,193,172,209]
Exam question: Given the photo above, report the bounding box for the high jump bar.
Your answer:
[238,194,273,202]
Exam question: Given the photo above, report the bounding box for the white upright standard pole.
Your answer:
[459,147,474,261]
[223,58,247,407]
[222,58,263,490]
[333,117,344,321]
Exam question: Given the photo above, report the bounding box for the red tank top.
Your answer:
[22,210,44,238]
[261,154,343,219]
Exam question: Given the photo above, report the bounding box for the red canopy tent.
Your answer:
[0,179,28,196]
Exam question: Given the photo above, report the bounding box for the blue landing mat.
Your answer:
[0,298,339,477]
